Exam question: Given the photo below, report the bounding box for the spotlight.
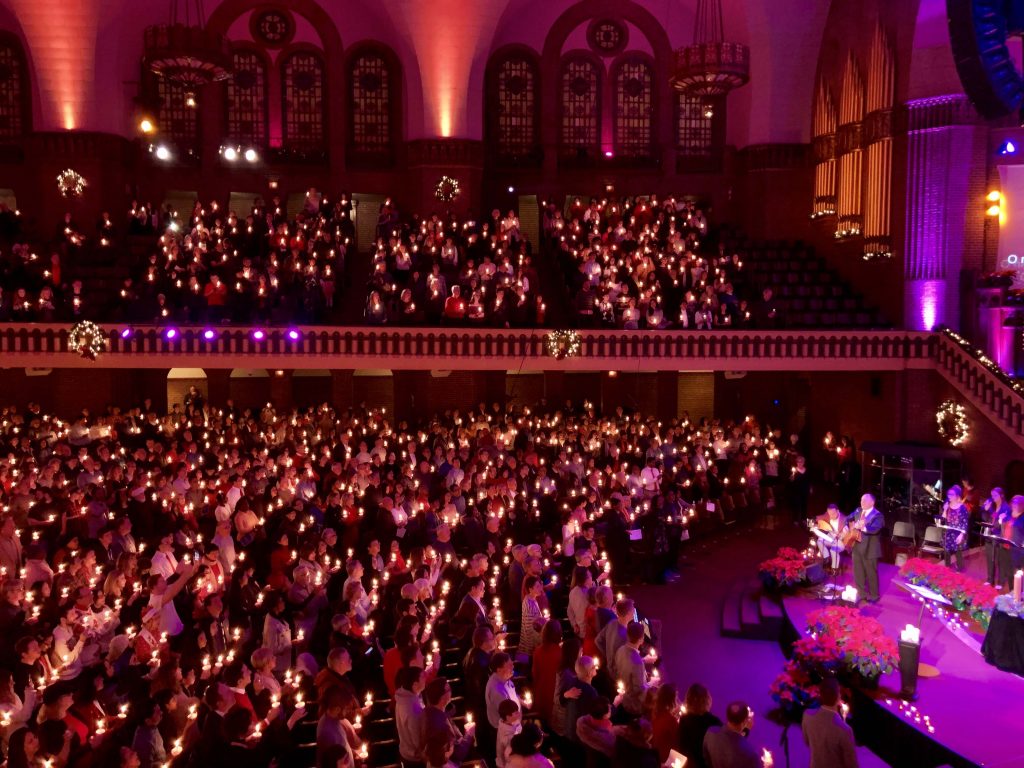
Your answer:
[244,148,258,163]
[120,328,133,339]
[202,328,217,341]
[154,145,172,161]
[987,204,1002,217]
[223,146,238,162]
[164,328,178,340]
[987,190,1003,202]
[139,118,155,134]
[286,329,301,341]
[604,150,614,158]
[999,140,1017,155]
[507,186,515,194]
[251,329,266,341]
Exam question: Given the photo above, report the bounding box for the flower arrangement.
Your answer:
[770,607,896,717]
[901,557,998,628]
[994,593,1023,618]
[807,605,898,680]
[770,635,842,716]
[758,546,809,590]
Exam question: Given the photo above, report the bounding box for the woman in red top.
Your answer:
[530,619,563,727]
[267,533,293,591]
[651,683,681,763]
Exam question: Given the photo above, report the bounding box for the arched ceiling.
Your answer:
[0,0,831,145]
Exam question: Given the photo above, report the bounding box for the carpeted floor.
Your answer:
[630,524,892,768]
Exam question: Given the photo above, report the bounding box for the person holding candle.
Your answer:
[702,701,760,768]
[395,666,427,766]
[801,678,857,768]
[485,652,520,732]
[676,683,722,768]
[423,677,474,764]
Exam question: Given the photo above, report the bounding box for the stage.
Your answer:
[782,564,1024,768]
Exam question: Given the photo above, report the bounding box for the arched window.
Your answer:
[0,36,27,140]
[225,48,268,148]
[281,50,325,151]
[348,48,396,165]
[488,51,538,163]
[155,79,199,148]
[560,54,601,160]
[612,56,653,158]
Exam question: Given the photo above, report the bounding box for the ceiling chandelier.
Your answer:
[144,0,231,105]
[671,0,750,98]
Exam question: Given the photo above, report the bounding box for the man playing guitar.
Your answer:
[848,493,884,603]
[810,503,848,571]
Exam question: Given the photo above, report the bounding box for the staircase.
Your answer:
[720,577,785,641]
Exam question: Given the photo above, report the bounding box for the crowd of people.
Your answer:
[0,190,353,326]
[543,197,781,330]
[364,205,543,327]
[0,395,816,768]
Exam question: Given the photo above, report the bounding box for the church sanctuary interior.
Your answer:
[1,0,1024,767]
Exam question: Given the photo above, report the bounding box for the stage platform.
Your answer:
[782,564,1024,768]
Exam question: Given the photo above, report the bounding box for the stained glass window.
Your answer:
[677,93,712,157]
[226,49,267,147]
[282,51,325,150]
[349,51,392,160]
[156,79,198,146]
[613,57,653,158]
[492,55,536,159]
[0,40,25,140]
[560,56,600,158]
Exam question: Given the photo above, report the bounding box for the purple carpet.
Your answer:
[783,564,1024,768]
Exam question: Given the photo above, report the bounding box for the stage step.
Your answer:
[720,578,783,641]
[720,583,744,638]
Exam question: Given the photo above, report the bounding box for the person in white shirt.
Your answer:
[149,535,178,580]
[639,459,662,496]
[567,567,593,638]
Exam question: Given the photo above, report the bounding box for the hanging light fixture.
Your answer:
[671,0,750,99]
[144,0,231,107]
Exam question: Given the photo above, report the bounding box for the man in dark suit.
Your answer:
[703,701,760,768]
[802,678,858,768]
[849,493,884,603]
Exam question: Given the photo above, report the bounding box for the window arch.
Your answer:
[225,48,268,148]
[487,49,539,164]
[0,34,27,140]
[559,54,601,160]
[281,49,325,151]
[154,78,199,149]
[612,55,654,159]
[348,46,398,166]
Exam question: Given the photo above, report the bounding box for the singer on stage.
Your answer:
[941,485,970,572]
[849,494,883,604]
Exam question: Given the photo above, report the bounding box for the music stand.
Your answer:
[808,527,846,601]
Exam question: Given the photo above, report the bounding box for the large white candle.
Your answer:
[1014,570,1023,603]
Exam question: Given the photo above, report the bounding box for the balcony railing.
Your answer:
[0,325,937,370]
[2,323,1021,444]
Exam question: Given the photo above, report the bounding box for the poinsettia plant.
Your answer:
[807,605,898,679]
[900,557,998,629]
[758,546,809,590]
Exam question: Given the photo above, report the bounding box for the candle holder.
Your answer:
[898,639,921,700]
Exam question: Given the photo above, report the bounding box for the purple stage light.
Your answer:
[287,329,300,341]
[202,329,216,341]
[120,328,132,338]
[164,328,177,340]
[251,329,266,341]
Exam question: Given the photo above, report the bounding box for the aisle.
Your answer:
[629,526,891,768]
